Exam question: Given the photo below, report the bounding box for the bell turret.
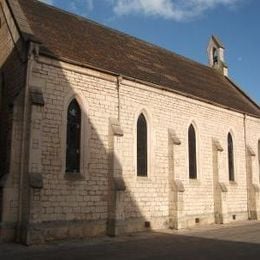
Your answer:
[207,35,228,76]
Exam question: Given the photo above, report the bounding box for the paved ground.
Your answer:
[1,221,260,260]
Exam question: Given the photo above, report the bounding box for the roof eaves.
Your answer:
[39,50,260,119]
[225,76,260,114]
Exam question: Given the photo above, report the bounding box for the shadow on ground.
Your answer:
[1,223,260,260]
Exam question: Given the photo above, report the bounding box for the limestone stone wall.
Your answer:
[24,55,260,243]
[246,116,260,183]
[245,116,260,219]
[0,0,259,245]
[119,79,249,226]
[26,57,119,242]
[0,0,27,242]
[0,0,24,175]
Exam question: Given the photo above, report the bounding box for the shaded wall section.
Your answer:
[0,0,27,242]
[18,53,149,244]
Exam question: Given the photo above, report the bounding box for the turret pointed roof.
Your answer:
[212,35,225,49]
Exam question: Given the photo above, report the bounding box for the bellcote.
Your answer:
[207,35,228,77]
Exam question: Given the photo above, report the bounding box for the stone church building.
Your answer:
[0,0,260,244]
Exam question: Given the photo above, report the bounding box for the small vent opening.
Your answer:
[195,218,200,224]
[145,221,151,228]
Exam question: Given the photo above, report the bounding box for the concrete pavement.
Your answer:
[1,221,260,259]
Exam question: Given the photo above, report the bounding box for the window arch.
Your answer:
[66,99,81,173]
[228,133,234,181]
[188,124,197,179]
[137,113,147,177]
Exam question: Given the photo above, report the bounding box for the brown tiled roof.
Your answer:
[13,0,260,117]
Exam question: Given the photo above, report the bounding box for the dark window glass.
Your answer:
[228,133,234,181]
[137,113,147,177]
[213,47,218,64]
[188,124,197,179]
[66,99,81,173]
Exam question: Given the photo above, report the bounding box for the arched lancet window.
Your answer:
[66,99,81,173]
[137,113,147,177]
[213,47,218,64]
[188,124,197,179]
[258,140,260,180]
[228,133,234,181]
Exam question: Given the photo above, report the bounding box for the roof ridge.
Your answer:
[32,0,212,72]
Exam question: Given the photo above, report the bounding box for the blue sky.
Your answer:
[40,0,260,104]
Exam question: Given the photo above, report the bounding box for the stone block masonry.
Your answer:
[6,53,257,244]
[0,0,259,242]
